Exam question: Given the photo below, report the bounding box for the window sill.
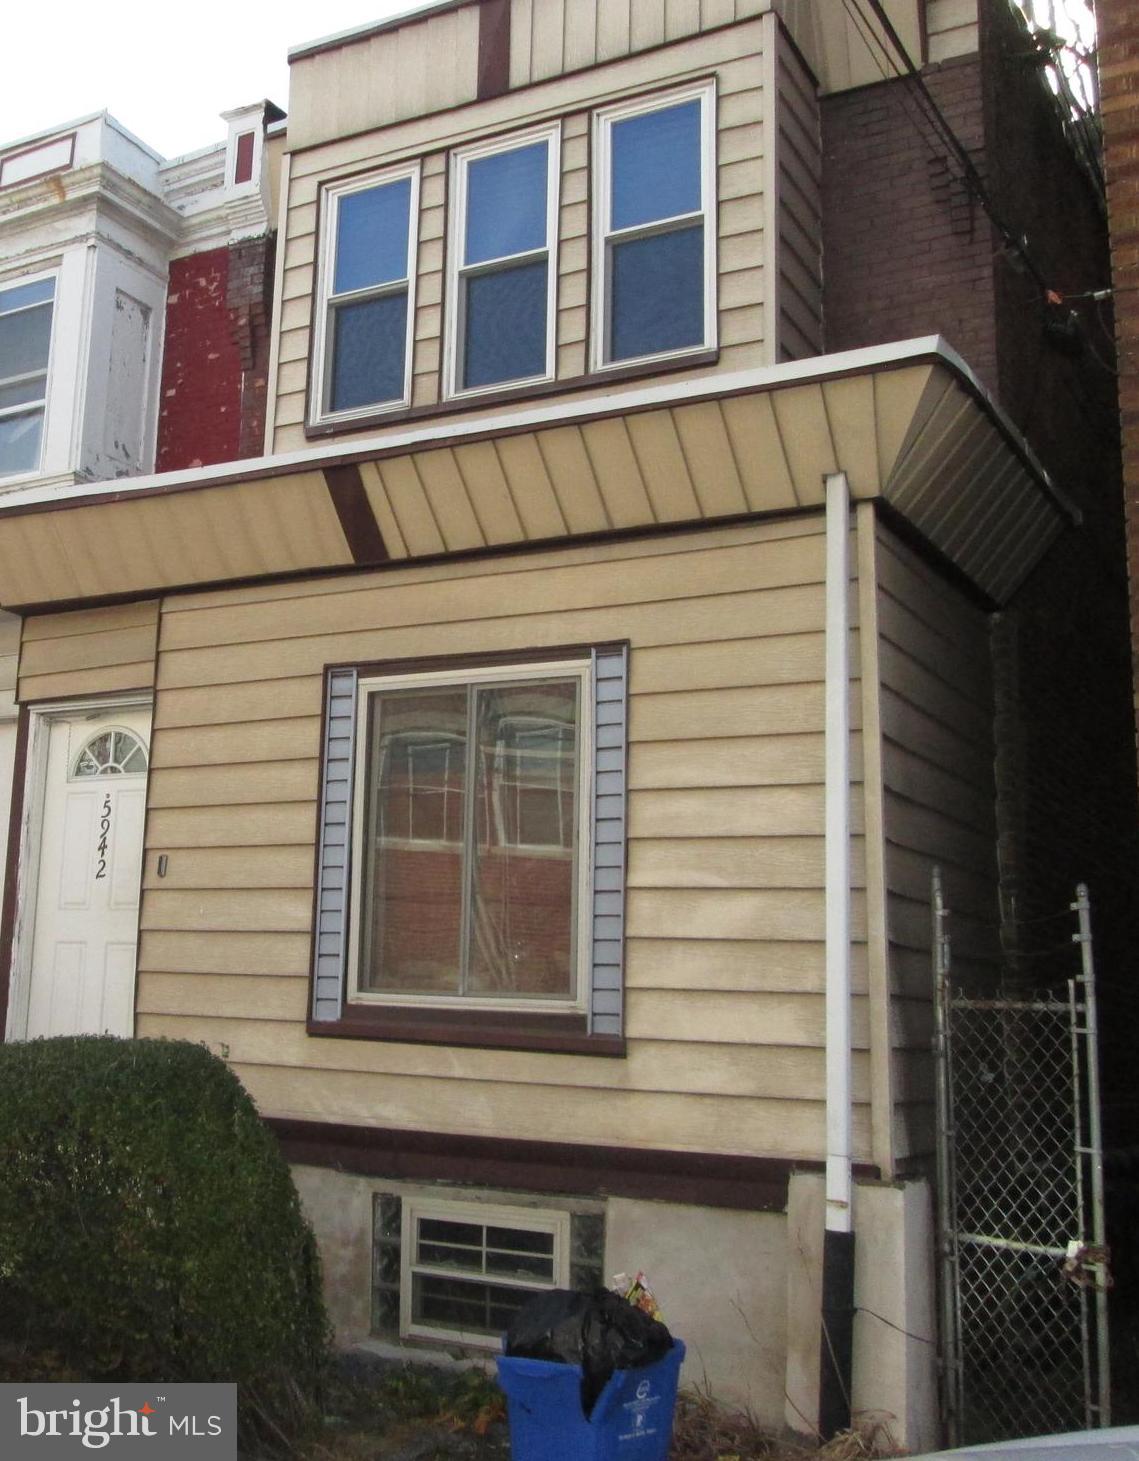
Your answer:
[302,350,719,442]
[307,1004,625,1056]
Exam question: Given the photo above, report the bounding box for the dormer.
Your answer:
[265,0,982,455]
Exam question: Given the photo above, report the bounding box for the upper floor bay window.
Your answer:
[592,82,717,369]
[312,165,419,423]
[0,274,55,479]
[446,126,559,396]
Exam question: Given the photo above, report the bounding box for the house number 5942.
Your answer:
[95,792,111,880]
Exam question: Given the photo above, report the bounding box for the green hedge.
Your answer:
[0,1036,329,1447]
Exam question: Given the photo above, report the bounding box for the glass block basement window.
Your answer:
[372,1193,604,1347]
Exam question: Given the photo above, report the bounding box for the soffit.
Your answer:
[0,350,1069,612]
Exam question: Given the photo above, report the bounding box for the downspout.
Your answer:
[820,470,855,1436]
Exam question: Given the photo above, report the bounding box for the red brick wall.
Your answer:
[156,235,276,472]
[1100,0,1139,743]
[821,56,999,390]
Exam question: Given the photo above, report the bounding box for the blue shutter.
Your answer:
[590,645,627,1036]
[312,668,358,1021]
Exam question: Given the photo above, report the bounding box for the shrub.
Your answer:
[0,1035,329,1448]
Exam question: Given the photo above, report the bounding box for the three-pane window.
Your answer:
[349,661,588,1009]
[0,275,55,478]
[316,167,418,420]
[311,82,716,424]
[594,83,716,367]
[448,127,559,395]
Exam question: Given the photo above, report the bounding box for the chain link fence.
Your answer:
[934,876,1110,1446]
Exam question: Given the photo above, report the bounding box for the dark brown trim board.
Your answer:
[268,1118,804,1211]
[477,0,511,100]
[324,463,389,564]
[0,705,30,1036]
[307,1011,626,1057]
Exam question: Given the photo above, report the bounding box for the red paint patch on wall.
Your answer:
[156,248,242,471]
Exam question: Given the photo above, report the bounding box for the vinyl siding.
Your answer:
[18,601,160,703]
[272,20,772,450]
[775,27,822,359]
[134,516,876,1164]
[873,520,999,1164]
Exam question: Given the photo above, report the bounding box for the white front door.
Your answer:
[25,706,151,1039]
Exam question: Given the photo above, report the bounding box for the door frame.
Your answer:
[5,693,154,1042]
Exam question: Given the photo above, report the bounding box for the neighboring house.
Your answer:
[0,0,1131,1447]
[0,102,283,926]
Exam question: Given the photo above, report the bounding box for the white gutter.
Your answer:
[819,469,855,1435]
[825,470,853,1235]
[0,336,1057,514]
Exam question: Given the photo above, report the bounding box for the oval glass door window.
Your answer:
[71,727,149,779]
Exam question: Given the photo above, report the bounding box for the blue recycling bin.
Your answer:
[496,1338,685,1461]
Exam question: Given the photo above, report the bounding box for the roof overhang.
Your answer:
[0,338,1075,614]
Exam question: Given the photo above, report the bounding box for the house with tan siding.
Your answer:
[1,0,1129,1446]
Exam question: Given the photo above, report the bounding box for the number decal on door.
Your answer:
[95,792,111,880]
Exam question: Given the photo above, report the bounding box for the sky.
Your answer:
[0,0,447,160]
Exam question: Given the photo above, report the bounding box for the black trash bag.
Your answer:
[505,1288,674,1418]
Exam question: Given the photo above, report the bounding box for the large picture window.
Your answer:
[309,646,628,1046]
[0,274,55,479]
[350,661,588,1008]
[312,165,419,423]
[446,126,559,396]
[592,82,716,369]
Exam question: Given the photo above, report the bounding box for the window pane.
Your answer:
[412,1275,534,1336]
[361,687,467,994]
[0,408,43,476]
[610,98,702,231]
[610,223,704,362]
[329,291,408,412]
[0,375,46,411]
[0,278,54,313]
[463,260,548,390]
[468,681,577,999]
[465,141,548,265]
[333,177,412,295]
[0,301,53,382]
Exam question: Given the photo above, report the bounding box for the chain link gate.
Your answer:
[932,873,1110,1446]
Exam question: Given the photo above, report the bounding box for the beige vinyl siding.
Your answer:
[775,0,924,92]
[288,0,770,152]
[272,20,771,450]
[412,152,446,409]
[136,516,874,1163]
[927,0,979,64]
[0,610,19,715]
[557,112,589,378]
[18,601,160,703]
[775,25,822,360]
[873,521,999,1163]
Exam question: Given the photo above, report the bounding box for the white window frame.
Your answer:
[310,162,420,426]
[0,267,57,482]
[400,1196,570,1348]
[346,658,594,1014]
[444,124,560,400]
[590,79,718,372]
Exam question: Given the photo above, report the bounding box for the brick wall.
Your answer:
[1100,0,1139,745]
[155,235,276,471]
[821,56,999,390]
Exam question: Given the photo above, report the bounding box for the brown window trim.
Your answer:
[307,1004,625,1057]
[303,348,719,440]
